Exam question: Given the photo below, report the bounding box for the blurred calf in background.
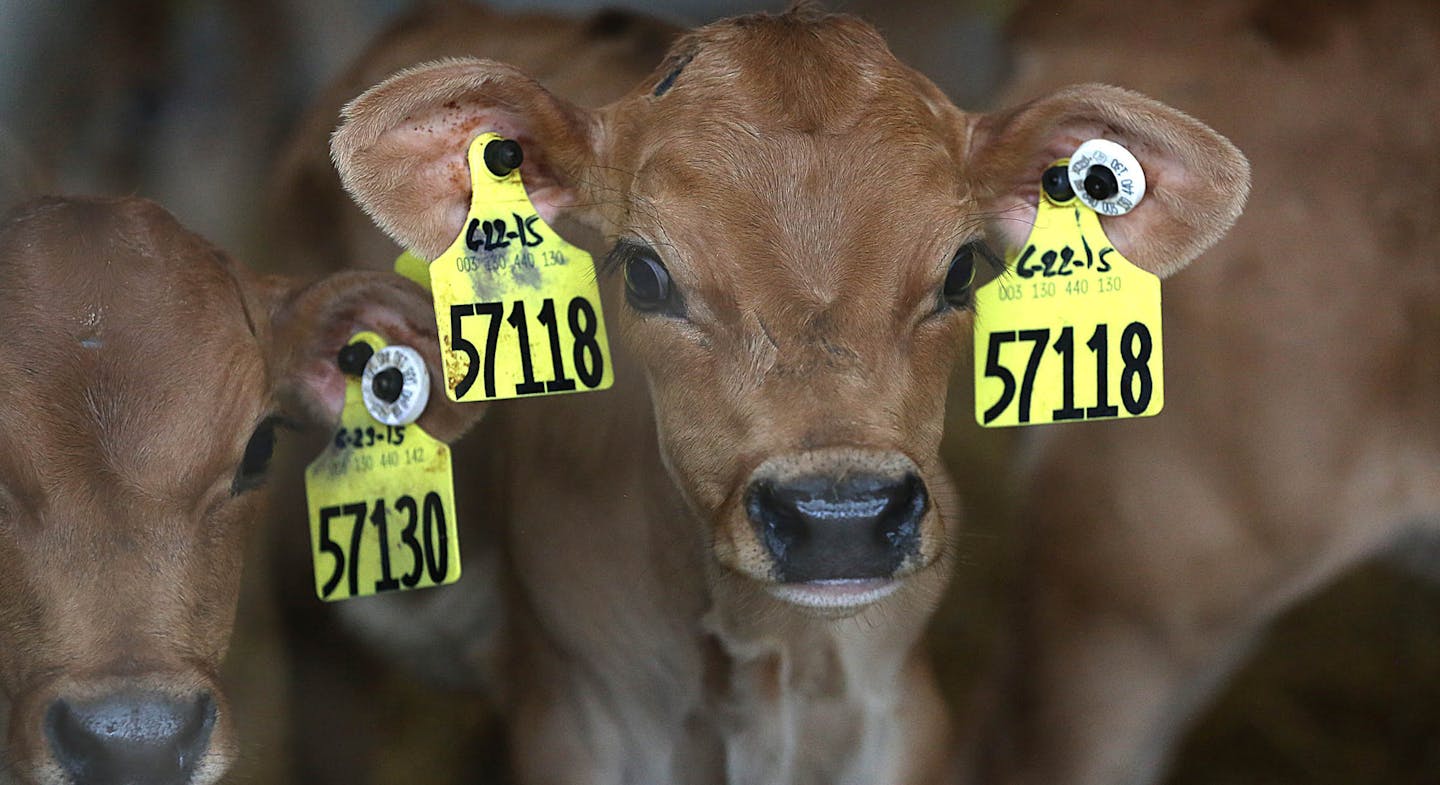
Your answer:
[965,2,1440,784]
[267,5,677,783]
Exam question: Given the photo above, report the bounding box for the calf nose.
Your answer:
[46,691,215,785]
[747,472,927,582]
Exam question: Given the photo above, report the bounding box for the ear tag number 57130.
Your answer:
[427,133,614,402]
[972,156,1164,428]
[304,332,461,601]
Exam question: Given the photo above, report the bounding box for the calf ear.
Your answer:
[268,271,483,443]
[331,58,600,260]
[966,83,1250,278]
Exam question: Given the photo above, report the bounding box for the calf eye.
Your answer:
[941,242,980,309]
[621,244,680,314]
[232,418,277,494]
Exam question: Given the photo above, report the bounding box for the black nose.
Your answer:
[747,472,927,582]
[46,691,215,785]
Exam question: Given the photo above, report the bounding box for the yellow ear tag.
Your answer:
[394,249,432,290]
[427,132,614,402]
[973,160,1164,427]
[304,331,461,601]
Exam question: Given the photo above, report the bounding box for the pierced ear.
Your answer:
[967,83,1250,278]
[331,57,601,260]
[268,271,485,443]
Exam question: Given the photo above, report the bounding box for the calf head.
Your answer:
[333,9,1247,613]
[0,196,479,785]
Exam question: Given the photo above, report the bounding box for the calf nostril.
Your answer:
[876,473,927,550]
[47,691,216,785]
[748,480,807,563]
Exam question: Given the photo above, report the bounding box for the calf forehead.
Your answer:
[633,129,971,317]
[643,11,955,135]
[0,198,266,499]
[612,12,975,314]
[0,197,244,312]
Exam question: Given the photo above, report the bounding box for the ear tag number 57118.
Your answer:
[973,156,1164,428]
[304,332,461,601]
[427,133,614,402]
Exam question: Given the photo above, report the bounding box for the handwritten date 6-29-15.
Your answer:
[334,424,405,450]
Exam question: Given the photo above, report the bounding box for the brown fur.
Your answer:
[964,2,1440,784]
[328,7,1248,783]
[270,1,679,276]
[0,196,483,785]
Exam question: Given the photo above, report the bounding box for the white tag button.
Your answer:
[1068,139,1146,216]
[362,345,431,425]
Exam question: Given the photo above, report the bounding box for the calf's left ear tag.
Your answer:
[304,332,461,601]
[972,148,1164,428]
[427,132,614,402]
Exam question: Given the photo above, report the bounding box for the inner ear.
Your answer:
[269,271,441,428]
[967,83,1250,278]
[331,58,601,260]
[267,270,490,444]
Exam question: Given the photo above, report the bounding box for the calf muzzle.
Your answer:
[45,690,216,785]
[747,470,927,583]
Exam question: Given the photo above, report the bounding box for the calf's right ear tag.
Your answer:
[427,133,614,402]
[972,144,1164,428]
[305,332,461,601]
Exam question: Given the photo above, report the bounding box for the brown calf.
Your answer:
[964,2,1440,784]
[0,195,478,785]
[329,6,1247,782]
